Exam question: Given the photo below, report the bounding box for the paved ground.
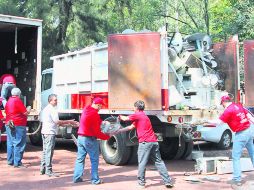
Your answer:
[0,140,254,190]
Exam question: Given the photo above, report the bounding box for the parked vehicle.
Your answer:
[197,123,233,149]
[38,28,247,166]
[0,14,42,144]
[195,100,254,149]
[196,100,254,149]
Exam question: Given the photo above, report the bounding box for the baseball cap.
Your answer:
[93,97,104,105]
[220,95,231,104]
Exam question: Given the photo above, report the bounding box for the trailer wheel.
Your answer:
[127,145,138,165]
[181,140,194,159]
[217,130,232,150]
[159,137,178,160]
[100,133,131,165]
[28,122,42,146]
[0,141,7,151]
[173,137,186,159]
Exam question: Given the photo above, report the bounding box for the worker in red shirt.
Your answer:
[117,100,174,188]
[0,97,3,109]
[0,108,4,144]
[0,74,16,107]
[73,97,110,184]
[205,95,254,187]
[5,87,29,168]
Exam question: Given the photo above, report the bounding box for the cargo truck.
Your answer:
[0,14,42,144]
[37,28,254,166]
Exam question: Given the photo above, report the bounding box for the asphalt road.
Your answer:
[0,140,254,190]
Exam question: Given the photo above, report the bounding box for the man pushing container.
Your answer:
[115,100,174,188]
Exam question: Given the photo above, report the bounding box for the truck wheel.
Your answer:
[173,137,186,159]
[100,133,131,166]
[181,140,194,159]
[28,122,42,146]
[0,141,7,151]
[127,145,138,165]
[217,130,232,150]
[159,137,178,160]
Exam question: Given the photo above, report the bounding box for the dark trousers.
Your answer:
[137,142,171,184]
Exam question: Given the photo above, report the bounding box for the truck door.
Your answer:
[108,33,162,110]
[212,38,239,102]
[41,69,53,109]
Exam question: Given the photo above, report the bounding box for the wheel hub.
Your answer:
[104,136,117,157]
[223,134,230,147]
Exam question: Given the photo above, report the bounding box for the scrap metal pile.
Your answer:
[167,32,228,109]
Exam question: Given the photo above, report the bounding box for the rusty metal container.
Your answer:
[244,40,254,106]
[212,41,239,102]
[108,33,162,110]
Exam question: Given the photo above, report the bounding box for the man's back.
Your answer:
[220,103,250,132]
[5,96,27,126]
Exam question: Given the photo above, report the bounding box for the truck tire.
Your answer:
[127,145,138,165]
[181,141,194,159]
[173,137,186,159]
[217,130,232,150]
[159,137,178,160]
[28,122,42,146]
[100,133,131,166]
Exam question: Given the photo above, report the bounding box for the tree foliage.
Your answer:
[0,0,253,69]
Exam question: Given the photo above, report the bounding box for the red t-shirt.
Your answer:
[78,105,109,140]
[0,111,4,130]
[219,103,250,132]
[0,74,16,84]
[129,111,157,143]
[5,96,27,126]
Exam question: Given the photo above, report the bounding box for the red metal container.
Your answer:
[108,32,162,110]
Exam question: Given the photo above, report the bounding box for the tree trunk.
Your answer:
[181,0,199,30]
[203,0,210,35]
[56,0,73,47]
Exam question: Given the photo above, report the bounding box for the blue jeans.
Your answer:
[137,142,171,184]
[6,125,27,166]
[40,134,56,174]
[232,127,254,182]
[73,136,100,184]
[1,82,15,107]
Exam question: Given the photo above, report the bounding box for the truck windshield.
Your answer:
[41,73,52,91]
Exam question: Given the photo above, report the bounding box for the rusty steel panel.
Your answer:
[244,40,254,106]
[108,33,161,110]
[212,41,238,102]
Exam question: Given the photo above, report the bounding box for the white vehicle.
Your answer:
[195,104,254,149]
[197,123,233,149]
